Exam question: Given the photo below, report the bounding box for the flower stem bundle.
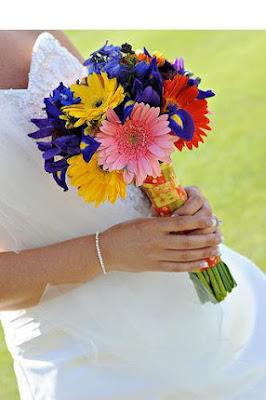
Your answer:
[142,163,237,303]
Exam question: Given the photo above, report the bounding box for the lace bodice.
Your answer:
[1,33,86,117]
[0,32,151,253]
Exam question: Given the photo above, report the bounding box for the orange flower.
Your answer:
[136,51,165,67]
[163,75,212,150]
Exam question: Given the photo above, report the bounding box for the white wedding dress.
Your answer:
[0,32,266,400]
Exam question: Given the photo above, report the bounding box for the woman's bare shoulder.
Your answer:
[0,30,83,90]
[0,31,39,89]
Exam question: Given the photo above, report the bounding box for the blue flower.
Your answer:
[38,135,80,160]
[132,57,162,107]
[173,57,185,74]
[84,41,122,77]
[35,133,81,191]
[186,78,215,99]
[50,82,81,107]
[197,89,215,99]
[29,99,68,140]
[167,103,195,141]
[53,168,68,191]
[143,47,152,57]
[133,82,160,107]
[84,41,136,88]
[80,130,101,162]
[44,158,69,191]
[29,97,83,191]
[135,61,150,79]
[114,96,135,123]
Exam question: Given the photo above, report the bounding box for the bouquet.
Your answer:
[29,41,237,303]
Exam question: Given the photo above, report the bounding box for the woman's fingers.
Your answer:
[160,245,221,263]
[159,214,217,233]
[164,231,223,250]
[192,225,222,236]
[174,186,211,216]
[158,260,209,273]
[191,216,222,235]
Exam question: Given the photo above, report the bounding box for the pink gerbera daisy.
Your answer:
[97,102,174,186]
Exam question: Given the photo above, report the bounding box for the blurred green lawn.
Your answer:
[1,30,265,399]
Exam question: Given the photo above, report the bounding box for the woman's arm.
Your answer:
[0,203,222,312]
[0,234,102,311]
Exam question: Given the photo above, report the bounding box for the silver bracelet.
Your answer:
[95,231,107,275]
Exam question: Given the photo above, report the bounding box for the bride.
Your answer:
[0,30,265,400]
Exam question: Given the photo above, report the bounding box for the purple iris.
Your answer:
[29,98,69,140]
[29,97,83,191]
[80,131,101,163]
[135,61,150,79]
[50,82,81,107]
[167,103,195,141]
[187,77,200,87]
[113,96,135,123]
[187,78,215,99]
[40,135,81,191]
[44,158,69,191]
[133,57,162,107]
[37,135,80,160]
[173,57,185,75]
[134,83,160,107]
[197,89,215,99]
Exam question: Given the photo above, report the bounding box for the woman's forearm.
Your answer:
[0,186,222,311]
[0,234,102,311]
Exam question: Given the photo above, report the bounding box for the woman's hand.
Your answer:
[100,210,223,274]
[174,185,223,237]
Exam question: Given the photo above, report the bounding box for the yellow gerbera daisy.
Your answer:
[67,153,127,207]
[62,72,125,128]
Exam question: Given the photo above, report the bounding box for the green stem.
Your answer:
[217,263,231,292]
[222,262,237,287]
[202,269,211,284]
[212,266,227,299]
[194,271,215,298]
[219,262,233,291]
[219,261,237,290]
[206,268,223,302]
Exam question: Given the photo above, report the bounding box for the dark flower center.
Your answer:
[95,100,103,108]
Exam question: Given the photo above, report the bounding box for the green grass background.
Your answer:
[1,30,265,399]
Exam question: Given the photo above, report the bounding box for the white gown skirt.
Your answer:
[1,244,266,400]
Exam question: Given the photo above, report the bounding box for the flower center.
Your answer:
[94,100,103,108]
[117,120,151,158]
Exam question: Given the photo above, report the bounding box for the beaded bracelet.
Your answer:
[95,231,107,274]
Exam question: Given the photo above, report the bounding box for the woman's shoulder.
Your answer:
[0,31,41,90]
[0,31,84,90]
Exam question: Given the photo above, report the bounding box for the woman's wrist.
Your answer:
[97,229,116,273]
[95,232,108,274]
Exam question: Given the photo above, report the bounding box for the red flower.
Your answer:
[163,75,212,151]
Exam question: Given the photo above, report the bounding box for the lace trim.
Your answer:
[0,32,87,119]
[26,32,87,119]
